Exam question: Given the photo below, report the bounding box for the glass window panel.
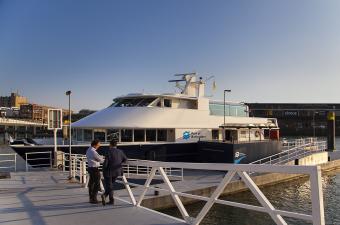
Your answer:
[134,129,145,142]
[212,129,219,140]
[157,129,167,141]
[84,129,92,141]
[164,99,172,108]
[107,129,120,141]
[121,129,132,142]
[146,129,156,141]
[94,131,105,142]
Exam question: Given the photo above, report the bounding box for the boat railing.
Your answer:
[0,153,17,172]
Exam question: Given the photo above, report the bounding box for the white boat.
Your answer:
[72,73,279,145]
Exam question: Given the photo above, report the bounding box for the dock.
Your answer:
[0,141,333,225]
[0,171,185,225]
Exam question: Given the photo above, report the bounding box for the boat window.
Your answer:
[76,129,83,141]
[121,129,133,142]
[146,129,156,141]
[84,129,92,142]
[107,129,119,141]
[164,99,172,108]
[209,103,247,117]
[94,131,105,142]
[157,129,167,141]
[134,129,145,142]
[137,98,157,107]
[212,129,219,140]
[111,97,157,107]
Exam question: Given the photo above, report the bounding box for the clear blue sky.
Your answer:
[1,0,340,111]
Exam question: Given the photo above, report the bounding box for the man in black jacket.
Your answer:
[101,139,127,205]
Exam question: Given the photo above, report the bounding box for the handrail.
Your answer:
[0,153,17,172]
[251,139,327,166]
[63,153,184,183]
[25,151,52,172]
[117,161,325,225]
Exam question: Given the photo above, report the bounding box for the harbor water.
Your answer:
[161,138,340,225]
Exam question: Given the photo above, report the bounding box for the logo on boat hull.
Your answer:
[183,131,191,140]
[234,152,247,164]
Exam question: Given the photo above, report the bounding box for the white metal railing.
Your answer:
[251,139,327,166]
[25,151,52,172]
[281,137,321,150]
[116,161,325,225]
[63,154,184,184]
[0,153,17,172]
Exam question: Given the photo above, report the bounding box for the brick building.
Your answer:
[0,93,28,108]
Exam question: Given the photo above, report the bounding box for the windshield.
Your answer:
[111,97,157,107]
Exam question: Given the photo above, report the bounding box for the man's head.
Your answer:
[109,139,118,148]
[91,139,101,150]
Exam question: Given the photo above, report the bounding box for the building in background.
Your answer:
[0,107,20,118]
[0,92,28,108]
[19,103,71,124]
[246,103,340,136]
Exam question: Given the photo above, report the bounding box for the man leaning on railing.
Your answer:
[86,140,104,204]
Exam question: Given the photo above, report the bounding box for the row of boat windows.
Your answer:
[74,128,169,143]
[110,97,182,108]
[209,104,248,117]
[110,97,248,118]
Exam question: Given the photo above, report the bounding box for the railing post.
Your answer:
[14,154,17,172]
[50,151,52,168]
[63,152,65,172]
[82,160,87,184]
[310,166,325,225]
[25,153,28,172]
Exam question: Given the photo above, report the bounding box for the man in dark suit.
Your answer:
[101,139,127,205]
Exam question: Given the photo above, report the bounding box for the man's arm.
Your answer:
[121,151,127,163]
[93,150,104,163]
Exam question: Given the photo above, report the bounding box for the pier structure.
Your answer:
[0,118,47,144]
[1,140,331,225]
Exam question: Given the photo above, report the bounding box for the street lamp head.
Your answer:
[224,89,231,93]
[66,90,72,96]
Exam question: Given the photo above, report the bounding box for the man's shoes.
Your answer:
[107,199,114,205]
[101,194,106,206]
[90,199,99,204]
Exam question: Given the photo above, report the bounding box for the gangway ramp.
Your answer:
[0,171,185,225]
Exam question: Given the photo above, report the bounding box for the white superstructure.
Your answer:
[72,73,278,144]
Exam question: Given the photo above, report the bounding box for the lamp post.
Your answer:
[66,90,72,179]
[223,90,231,141]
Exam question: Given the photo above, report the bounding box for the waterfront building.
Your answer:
[246,103,340,136]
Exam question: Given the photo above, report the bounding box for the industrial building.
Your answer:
[246,103,340,136]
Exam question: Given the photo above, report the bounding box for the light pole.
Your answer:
[223,89,231,141]
[66,90,72,179]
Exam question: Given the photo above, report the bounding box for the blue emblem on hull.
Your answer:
[183,131,190,140]
[234,152,247,164]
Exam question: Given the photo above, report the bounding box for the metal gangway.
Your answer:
[250,138,327,165]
